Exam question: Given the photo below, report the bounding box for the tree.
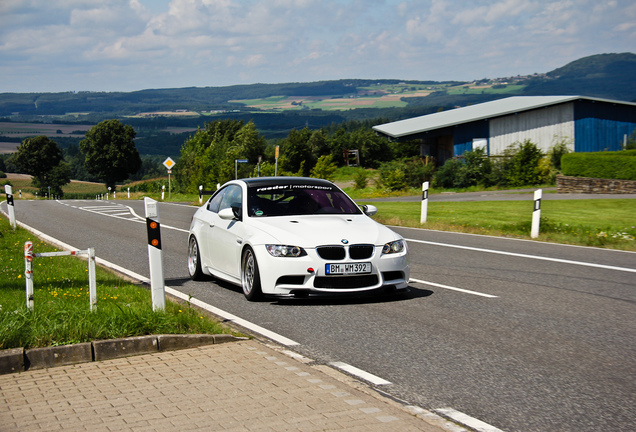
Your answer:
[12,136,71,197]
[281,128,312,175]
[80,119,142,190]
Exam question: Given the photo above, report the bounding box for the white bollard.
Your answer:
[88,248,97,311]
[420,181,429,224]
[144,197,165,311]
[161,185,165,200]
[531,189,542,239]
[127,187,130,199]
[199,185,203,204]
[4,185,16,230]
[24,241,34,310]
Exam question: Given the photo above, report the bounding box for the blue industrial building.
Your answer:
[373,96,636,163]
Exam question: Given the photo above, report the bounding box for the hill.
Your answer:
[522,52,636,100]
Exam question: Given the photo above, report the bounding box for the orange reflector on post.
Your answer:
[146,218,162,250]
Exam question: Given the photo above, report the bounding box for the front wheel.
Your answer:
[241,247,263,301]
[187,236,204,281]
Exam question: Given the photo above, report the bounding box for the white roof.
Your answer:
[372,96,635,138]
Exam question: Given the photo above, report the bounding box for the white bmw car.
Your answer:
[187,177,410,301]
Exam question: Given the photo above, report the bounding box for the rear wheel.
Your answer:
[187,236,204,281]
[241,247,263,301]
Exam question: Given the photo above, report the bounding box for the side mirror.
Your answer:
[362,204,377,216]
[219,207,236,220]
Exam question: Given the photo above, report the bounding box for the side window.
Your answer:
[219,185,242,211]
[207,188,226,213]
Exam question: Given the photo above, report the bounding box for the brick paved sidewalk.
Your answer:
[0,340,459,431]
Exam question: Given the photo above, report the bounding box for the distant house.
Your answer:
[372,96,636,164]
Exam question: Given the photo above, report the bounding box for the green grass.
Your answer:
[0,216,240,350]
[361,199,636,250]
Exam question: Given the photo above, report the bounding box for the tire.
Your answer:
[241,247,263,301]
[187,236,204,281]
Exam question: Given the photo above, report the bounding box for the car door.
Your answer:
[206,184,245,280]
[196,188,225,272]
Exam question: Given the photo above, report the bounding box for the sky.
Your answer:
[0,0,634,93]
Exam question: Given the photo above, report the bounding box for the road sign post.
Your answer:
[163,158,175,200]
[275,146,279,176]
[144,197,165,311]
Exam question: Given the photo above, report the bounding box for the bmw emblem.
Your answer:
[341,239,349,244]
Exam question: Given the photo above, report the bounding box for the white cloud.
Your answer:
[0,0,633,92]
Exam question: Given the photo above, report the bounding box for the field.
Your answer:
[0,141,19,154]
[0,122,92,138]
[229,82,525,111]
[3,174,107,198]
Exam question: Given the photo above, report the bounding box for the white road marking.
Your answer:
[410,278,498,298]
[329,362,392,385]
[435,408,505,432]
[60,200,190,233]
[406,238,636,273]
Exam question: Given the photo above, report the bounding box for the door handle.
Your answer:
[236,238,243,244]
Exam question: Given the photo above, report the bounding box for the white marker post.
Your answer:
[199,185,203,204]
[144,197,165,311]
[4,185,16,230]
[127,187,130,199]
[531,189,542,239]
[24,241,34,310]
[420,181,429,224]
[87,248,97,311]
[161,185,165,200]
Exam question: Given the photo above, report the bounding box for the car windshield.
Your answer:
[248,183,362,217]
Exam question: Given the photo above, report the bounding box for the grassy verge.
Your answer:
[0,216,240,350]
[362,199,636,251]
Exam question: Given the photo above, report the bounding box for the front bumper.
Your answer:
[253,244,410,296]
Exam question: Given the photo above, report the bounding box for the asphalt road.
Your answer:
[3,198,635,432]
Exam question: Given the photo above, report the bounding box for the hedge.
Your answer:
[561,150,636,181]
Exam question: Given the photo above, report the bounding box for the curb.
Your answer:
[0,334,245,375]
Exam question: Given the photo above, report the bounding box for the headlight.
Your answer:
[266,244,306,257]
[382,239,406,254]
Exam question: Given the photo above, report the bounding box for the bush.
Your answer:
[310,154,337,180]
[433,158,464,188]
[433,148,494,188]
[379,158,435,190]
[353,168,369,189]
[503,140,546,186]
[403,157,436,187]
[0,171,6,179]
[379,161,407,190]
[561,150,636,180]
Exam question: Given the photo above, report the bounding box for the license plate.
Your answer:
[325,262,371,275]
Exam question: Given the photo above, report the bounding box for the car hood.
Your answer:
[247,215,401,247]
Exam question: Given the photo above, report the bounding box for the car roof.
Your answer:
[240,177,337,188]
